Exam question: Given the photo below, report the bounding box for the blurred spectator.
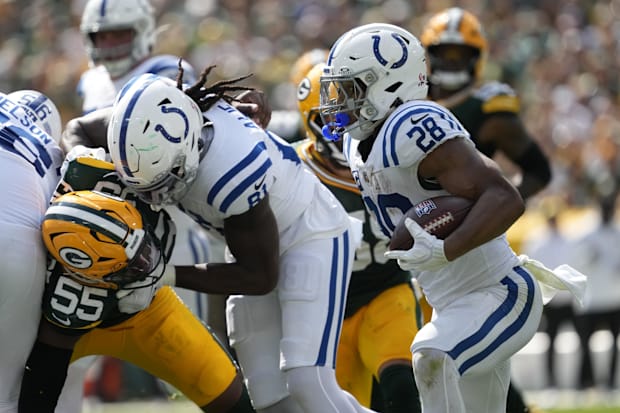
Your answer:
[521,197,579,389]
[571,192,620,390]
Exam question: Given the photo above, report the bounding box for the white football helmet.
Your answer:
[8,89,62,143]
[320,23,428,141]
[80,0,156,78]
[107,73,203,206]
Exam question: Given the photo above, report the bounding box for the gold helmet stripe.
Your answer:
[443,8,465,43]
[45,202,129,245]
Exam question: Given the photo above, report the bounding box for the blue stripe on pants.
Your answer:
[448,266,535,374]
[316,230,349,367]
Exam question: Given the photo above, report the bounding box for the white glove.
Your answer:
[60,145,107,176]
[115,263,176,314]
[384,218,449,271]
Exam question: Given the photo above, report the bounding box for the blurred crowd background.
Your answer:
[2,0,620,212]
[3,0,620,402]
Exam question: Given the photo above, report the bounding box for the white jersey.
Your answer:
[179,100,350,249]
[185,102,358,409]
[77,54,196,114]
[0,92,63,225]
[343,99,519,309]
[0,92,63,410]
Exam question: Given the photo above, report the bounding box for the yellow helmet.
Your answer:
[297,62,324,141]
[42,190,162,290]
[421,7,488,90]
[297,62,347,167]
[289,48,329,87]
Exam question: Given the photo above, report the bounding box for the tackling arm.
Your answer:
[174,195,280,295]
[60,107,113,153]
[234,89,272,129]
[18,319,81,413]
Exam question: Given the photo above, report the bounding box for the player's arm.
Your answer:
[174,195,280,295]
[419,136,525,260]
[478,113,551,199]
[60,107,113,153]
[235,89,272,129]
[18,319,80,413]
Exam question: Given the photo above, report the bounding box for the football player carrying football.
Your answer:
[319,23,545,413]
[18,154,256,413]
[421,9,553,412]
[296,62,421,413]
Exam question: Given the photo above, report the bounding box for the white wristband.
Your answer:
[194,263,208,271]
[161,264,177,286]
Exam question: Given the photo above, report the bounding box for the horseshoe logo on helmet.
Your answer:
[154,105,189,143]
[372,33,408,69]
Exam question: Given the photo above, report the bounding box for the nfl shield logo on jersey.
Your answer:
[414,199,437,217]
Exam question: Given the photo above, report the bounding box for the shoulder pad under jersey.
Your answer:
[377,100,470,168]
[196,102,276,217]
[53,157,130,200]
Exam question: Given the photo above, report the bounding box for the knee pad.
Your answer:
[413,349,465,412]
[413,348,458,385]
[226,294,287,409]
[286,366,342,405]
[226,294,280,347]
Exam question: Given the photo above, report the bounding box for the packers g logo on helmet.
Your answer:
[42,190,161,290]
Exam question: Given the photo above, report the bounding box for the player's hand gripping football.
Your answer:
[384,218,449,272]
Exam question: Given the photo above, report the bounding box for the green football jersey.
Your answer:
[42,156,175,333]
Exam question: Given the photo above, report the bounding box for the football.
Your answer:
[389,195,474,251]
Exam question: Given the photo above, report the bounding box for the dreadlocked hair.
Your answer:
[175,59,255,112]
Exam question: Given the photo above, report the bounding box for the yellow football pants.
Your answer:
[72,286,238,406]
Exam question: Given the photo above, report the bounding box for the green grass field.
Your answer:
[550,409,620,413]
[81,401,620,413]
[80,387,620,413]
